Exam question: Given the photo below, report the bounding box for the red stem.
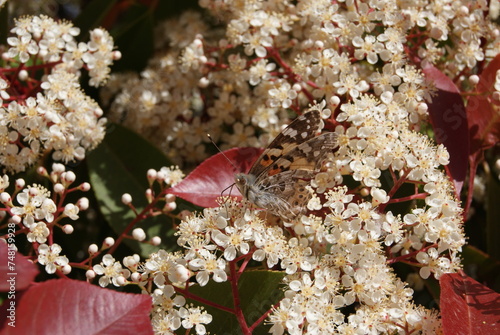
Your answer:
[107,188,167,254]
[378,168,411,212]
[248,300,281,333]
[386,192,428,204]
[175,286,235,314]
[229,260,251,334]
[387,243,437,265]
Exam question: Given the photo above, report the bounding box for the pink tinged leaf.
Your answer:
[0,243,39,292]
[466,54,500,152]
[168,147,263,208]
[440,272,500,335]
[463,54,500,215]
[423,64,468,197]
[0,279,153,335]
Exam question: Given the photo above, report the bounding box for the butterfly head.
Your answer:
[236,172,260,201]
[235,173,251,192]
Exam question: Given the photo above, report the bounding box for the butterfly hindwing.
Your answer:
[234,108,337,221]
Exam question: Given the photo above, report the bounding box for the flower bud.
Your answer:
[54,183,65,194]
[86,270,96,279]
[146,169,157,184]
[88,244,99,254]
[151,236,162,246]
[62,224,74,234]
[165,193,176,203]
[116,276,127,286]
[79,182,91,191]
[62,264,72,275]
[132,228,146,241]
[121,193,132,205]
[103,237,115,248]
[77,197,89,210]
[15,179,25,190]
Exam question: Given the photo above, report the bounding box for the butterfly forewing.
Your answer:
[249,110,324,179]
[266,132,338,176]
[235,109,337,221]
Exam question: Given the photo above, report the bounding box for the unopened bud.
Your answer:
[62,224,74,234]
[122,193,132,205]
[132,228,146,241]
[103,237,115,248]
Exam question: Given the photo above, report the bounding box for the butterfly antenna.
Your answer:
[207,133,239,171]
[207,134,237,209]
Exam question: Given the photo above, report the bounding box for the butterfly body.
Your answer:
[235,110,337,221]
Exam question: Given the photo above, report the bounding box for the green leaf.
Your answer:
[0,4,9,45]
[461,246,500,293]
[153,0,200,22]
[73,0,118,39]
[111,4,154,72]
[188,270,286,334]
[87,123,177,257]
[486,169,500,260]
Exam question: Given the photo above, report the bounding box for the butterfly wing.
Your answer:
[264,132,338,176]
[254,172,311,220]
[253,132,338,219]
[248,109,324,179]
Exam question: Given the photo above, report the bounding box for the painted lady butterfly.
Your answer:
[235,109,338,221]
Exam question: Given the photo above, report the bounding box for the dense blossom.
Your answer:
[0,15,117,173]
[0,163,90,276]
[2,0,496,334]
[97,0,493,333]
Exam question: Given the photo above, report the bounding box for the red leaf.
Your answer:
[0,279,153,334]
[423,65,468,196]
[440,272,500,335]
[0,243,39,292]
[463,54,500,215]
[168,147,263,208]
[467,54,500,152]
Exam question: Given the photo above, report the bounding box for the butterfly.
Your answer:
[235,109,338,221]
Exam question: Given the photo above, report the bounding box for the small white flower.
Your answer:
[179,305,212,334]
[38,243,69,274]
[93,254,131,287]
[63,203,79,220]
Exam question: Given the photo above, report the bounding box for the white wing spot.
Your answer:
[283,128,298,137]
[301,144,312,153]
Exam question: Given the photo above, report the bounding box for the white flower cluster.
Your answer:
[102,0,497,167]
[109,188,450,334]
[0,163,90,275]
[6,15,117,86]
[135,200,272,334]
[97,0,487,333]
[0,15,117,173]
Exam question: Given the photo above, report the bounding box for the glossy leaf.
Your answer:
[154,0,200,22]
[423,64,468,196]
[466,54,500,152]
[461,245,500,292]
[486,170,500,260]
[0,243,39,292]
[0,5,8,45]
[465,54,500,215]
[187,270,285,334]
[87,123,177,257]
[73,0,117,39]
[440,272,500,335]
[168,147,263,208]
[0,279,153,334]
[111,4,154,71]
